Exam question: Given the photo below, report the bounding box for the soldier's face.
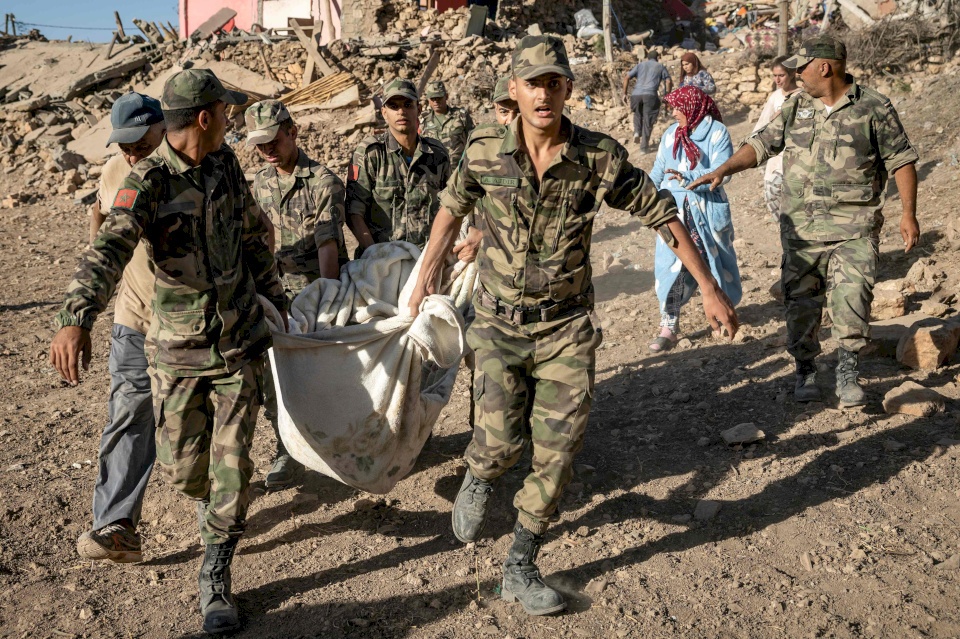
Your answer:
[428,96,448,114]
[382,97,419,135]
[494,102,519,126]
[255,124,299,171]
[199,101,228,148]
[796,59,826,97]
[511,73,572,131]
[118,122,165,167]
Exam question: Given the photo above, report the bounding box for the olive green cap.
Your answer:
[382,78,418,102]
[511,35,574,81]
[244,99,291,146]
[783,35,847,69]
[424,80,447,99]
[161,68,247,110]
[491,76,512,105]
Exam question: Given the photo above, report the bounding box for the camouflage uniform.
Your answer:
[443,114,678,533]
[55,71,286,545]
[246,99,348,463]
[346,80,450,253]
[420,81,475,163]
[746,74,918,360]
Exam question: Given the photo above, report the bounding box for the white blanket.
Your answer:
[260,241,477,494]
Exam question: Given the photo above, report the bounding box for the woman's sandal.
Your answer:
[648,333,678,353]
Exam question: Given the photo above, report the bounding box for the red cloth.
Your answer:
[664,0,695,20]
[663,86,723,169]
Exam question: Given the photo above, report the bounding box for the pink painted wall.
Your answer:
[180,0,341,41]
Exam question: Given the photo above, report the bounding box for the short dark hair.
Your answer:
[647,50,660,60]
[278,118,296,135]
[162,100,219,132]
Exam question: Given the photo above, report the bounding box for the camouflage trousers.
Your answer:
[464,307,602,534]
[764,172,783,220]
[781,235,879,362]
[263,273,315,453]
[150,359,264,545]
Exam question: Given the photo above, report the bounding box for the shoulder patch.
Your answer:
[578,126,621,155]
[113,188,140,210]
[468,123,506,143]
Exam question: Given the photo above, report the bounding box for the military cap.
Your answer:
[381,78,419,103]
[244,99,292,146]
[511,35,574,81]
[491,76,513,105]
[425,80,447,99]
[107,93,164,146]
[161,68,247,110]
[782,35,847,69]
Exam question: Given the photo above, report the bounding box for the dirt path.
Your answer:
[1,73,959,639]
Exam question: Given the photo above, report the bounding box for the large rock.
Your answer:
[882,381,946,417]
[865,313,934,358]
[896,319,960,370]
[871,281,906,320]
[721,422,765,445]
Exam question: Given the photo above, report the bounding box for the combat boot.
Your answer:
[198,536,241,634]
[451,468,494,543]
[501,521,566,616]
[836,348,867,407]
[794,359,821,402]
[265,430,300,488]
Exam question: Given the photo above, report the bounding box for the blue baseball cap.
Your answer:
[106,93,164,147]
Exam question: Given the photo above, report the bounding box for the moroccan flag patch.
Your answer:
[348,164,359,181]
[113,188,140,209]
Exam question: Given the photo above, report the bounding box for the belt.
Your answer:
[475,286,589,325]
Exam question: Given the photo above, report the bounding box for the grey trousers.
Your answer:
[630,93,660,147]
[92,324,155,530]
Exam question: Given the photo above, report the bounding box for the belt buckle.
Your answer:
[539,301,559,322]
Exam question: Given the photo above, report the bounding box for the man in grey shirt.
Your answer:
[622,50,672,153]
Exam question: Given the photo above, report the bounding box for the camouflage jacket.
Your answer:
[252,149,348,279]
[441,118,678,309]
[746,77,919,242]
[419,106,474,163]
[346,131,450,250]
[55,138,287,377]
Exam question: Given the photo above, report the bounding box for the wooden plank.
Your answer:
[416,49,442,96]
[190,8,238,41]
[465,4,487,37]
[288,18,335,78]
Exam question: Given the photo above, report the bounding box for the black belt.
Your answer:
[475,287,589,325]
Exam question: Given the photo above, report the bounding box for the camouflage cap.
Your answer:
[244,99,292,146]
[511,35,574,81]
[782,35,847,69]
[382,78,418,103]
[491,76,513,105]
[161,68,247,110]
[424,80,447,99]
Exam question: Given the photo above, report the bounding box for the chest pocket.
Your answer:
[154,196,204,280]
[787,111,816,155]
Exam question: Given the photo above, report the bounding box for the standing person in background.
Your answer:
[420,80,475,163]
[678,52,717,95]
[247,98,348,488]
[752,56,801,222]
[491,76,519,126]
[622,50,673,152]
[76,93,165,564]
[648,86,741,352]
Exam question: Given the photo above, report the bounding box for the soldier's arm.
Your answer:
[874,102,920,251]
[607,152,739,338]
[894,163,919,252]
[686,144,758,191]
[89,200,107,246]
[51,176,152,384]
[313,173,346,279]
[345,146,377,251]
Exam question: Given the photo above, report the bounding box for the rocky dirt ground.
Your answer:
[1,67,960,639]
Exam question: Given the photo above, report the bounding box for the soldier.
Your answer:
[419,80,475,162]
[246,99,347,487]
[689,35,919,407]
[492,75,519,126]
[75,93,165,564]
[49,69,288,634]
[407,35,738,616]
[345,78,450,255]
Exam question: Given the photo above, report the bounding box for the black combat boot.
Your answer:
[198,536,241,634]
[501,521,566,616]
[794,359,821,402]
[451,468,494,543]
[836,348,867,407]
[265,426,300,488]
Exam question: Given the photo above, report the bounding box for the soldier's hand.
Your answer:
[452,226,482,264]
[50,326,92,386]
[407,285,429,319]
[700,286,739,340]
[687,171,724,192]
[900,214,920,252]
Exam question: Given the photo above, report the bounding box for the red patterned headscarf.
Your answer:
[663,86,723,169]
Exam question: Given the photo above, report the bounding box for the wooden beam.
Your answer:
[288,18,335,77]
[416,49,442,96]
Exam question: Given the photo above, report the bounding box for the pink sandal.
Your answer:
[648,328,678,353]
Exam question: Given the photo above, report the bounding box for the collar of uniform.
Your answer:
[501,116,580,163]
[385,130,432,156]
[155,137,223,175]
[812,75,859,114]
[292,148,312,178]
